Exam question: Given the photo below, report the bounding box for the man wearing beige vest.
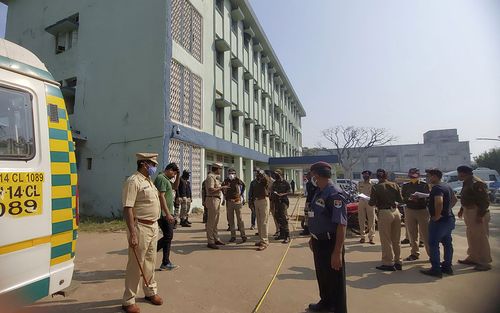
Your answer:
[121,153,163,313]
[457,165,492,271]
[204,163,229,249]
[357,170,376,244]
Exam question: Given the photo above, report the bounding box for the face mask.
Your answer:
[311,176,318,187]
[147,165,157,177]
[229,174,236,180]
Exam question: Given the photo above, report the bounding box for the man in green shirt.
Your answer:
[155,163,180,271]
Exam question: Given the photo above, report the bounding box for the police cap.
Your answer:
[212,162,223,169]
[362,170,372,175]
[136,152,158,165]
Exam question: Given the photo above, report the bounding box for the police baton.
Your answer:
[132,247,152,288]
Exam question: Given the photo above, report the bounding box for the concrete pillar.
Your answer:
[297,168,304,191]
[244,159,254,195]
[234,156,244,180]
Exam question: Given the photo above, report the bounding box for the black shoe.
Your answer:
[420,269,442,278]
[229,237,236,243]
[308,301,333,312]
[376,265,396,271]
[401,238,410,244]
[215,240,226,246]
[405,254,419,261]
[394,263,403,271]
[282,237,290,244]
[441,267,454,275]
[180,220,192,227]
[207,243,219,249]
[241,236,247,243]
[226,226,231,231]
[300,229,310,236]
[186,219,192,225]
[274,231,280,237]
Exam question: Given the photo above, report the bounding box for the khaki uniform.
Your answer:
[369,181,403,266]
[205,172,222,244]
[357,180,376,241]
[401,181,430,257]
[122,172,161,306]
[253,175,271,244]
[223,177,246,238]
[460,176,492,268]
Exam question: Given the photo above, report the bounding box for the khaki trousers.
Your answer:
[255,198,270,244]
[463,206,492,266]
[269,200,280,234]
[227,200,246,238]
[123,222,159,306]
[404,208,430,256]
[358,200,376,240]
[378,208,402,265]
[206,197,221,244]
[180,197,191,219]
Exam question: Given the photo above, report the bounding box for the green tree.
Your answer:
[474,148,500,173]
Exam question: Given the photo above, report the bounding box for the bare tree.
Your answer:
[321,126,396,179]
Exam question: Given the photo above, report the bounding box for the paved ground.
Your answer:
[18,198,500,313]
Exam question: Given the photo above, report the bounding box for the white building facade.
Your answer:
[3,0,305,216]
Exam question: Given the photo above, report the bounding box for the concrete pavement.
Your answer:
[17,198,500,313]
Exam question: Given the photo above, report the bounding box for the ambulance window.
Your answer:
[0,86,35,160]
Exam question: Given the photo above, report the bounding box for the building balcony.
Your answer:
[231,7,245,21]
[244,25,255,37]
[215,98,231,108]
[215,38,231,52]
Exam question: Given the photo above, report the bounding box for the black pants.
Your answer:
[157,218,174,265]
[275,200,289,236]
[311,237,347,313]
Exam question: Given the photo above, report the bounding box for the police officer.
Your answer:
[457,165,492,271]
[122,153,163,313]
[357,170,376,244]
[401,168,430,261]
[369,168,403,271]
[271,169,291,243]
[300,172,317,236]
[204,163,229,249]
[222,168,247,243]
[307,162,347,313]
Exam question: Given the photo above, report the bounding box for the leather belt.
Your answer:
[206,196,221,199]
[137,218,156,225]
[311,232,335,241]
[255,196,268,200]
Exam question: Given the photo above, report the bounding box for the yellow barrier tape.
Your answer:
[252,195,304,313]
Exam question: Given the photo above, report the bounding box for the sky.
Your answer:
[0,1,499,158]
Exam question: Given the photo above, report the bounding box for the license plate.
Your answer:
[0,172,44,218]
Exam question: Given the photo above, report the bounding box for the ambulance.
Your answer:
[0,39,78,309]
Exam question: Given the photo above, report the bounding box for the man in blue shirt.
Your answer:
[420,168,458,278]
[307,162,347,313]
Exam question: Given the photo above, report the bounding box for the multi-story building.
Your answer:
[304,129,471,178]
[3,0,306,216]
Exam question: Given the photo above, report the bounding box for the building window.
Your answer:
[254,128,259,142]
[172,0,203,63]
[253,88,258,101]
[244,35,250,49]
[216,50,224,68]
[216,0,224,13]
[215,107,224,125]
[170,60,203,129]
[232,115,239,132]
[231,19,238,33]
[262,134,267,145]
[0,87,35,160]
[231,66,238,81]
[244,124,250,138]
[60,77,77,115]
[244,79,250,93]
